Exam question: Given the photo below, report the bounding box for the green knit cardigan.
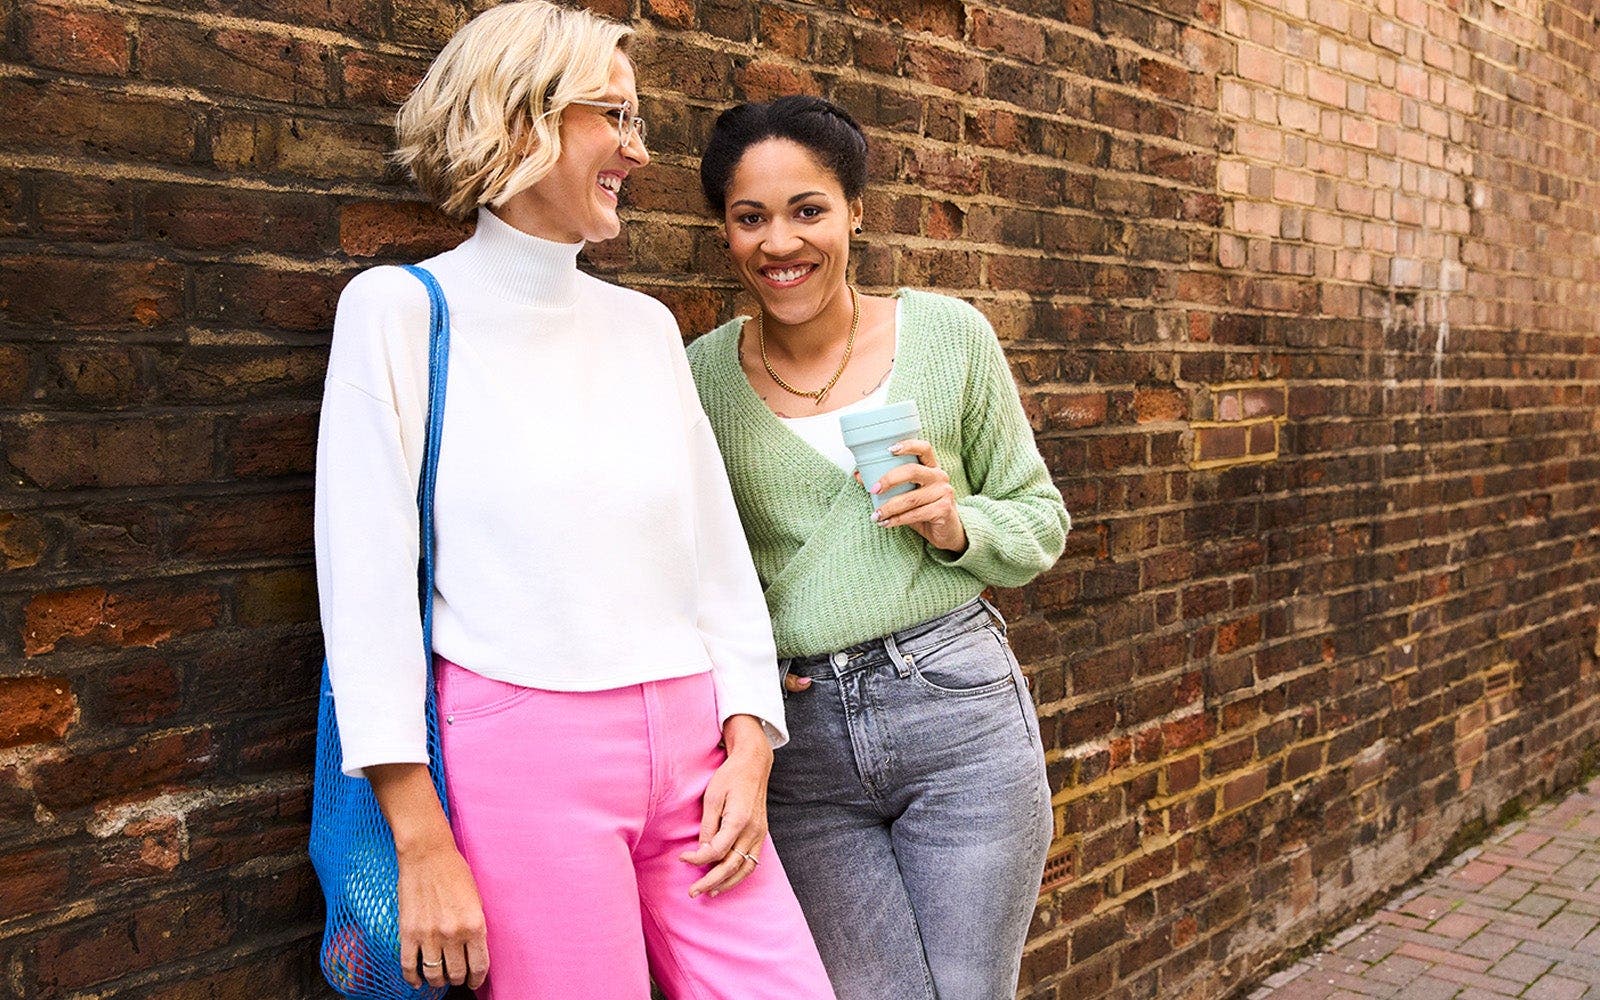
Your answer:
[687,289,1070,658]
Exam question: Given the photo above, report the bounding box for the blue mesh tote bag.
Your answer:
[309,264,453,1000]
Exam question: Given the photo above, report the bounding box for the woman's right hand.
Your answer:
[366,762,489,990]
[395,834,489,989]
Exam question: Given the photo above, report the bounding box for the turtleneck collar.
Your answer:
[453,207,584,308]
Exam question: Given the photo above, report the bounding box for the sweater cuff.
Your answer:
[340,743,431,780]
[926,496,1007,580]
[712,678,789,750]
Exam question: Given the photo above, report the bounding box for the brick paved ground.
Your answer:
[1253,776,1600,1000]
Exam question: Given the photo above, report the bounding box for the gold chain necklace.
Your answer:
[757,286,859,406]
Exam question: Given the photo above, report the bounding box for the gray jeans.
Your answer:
[771,598,1053,1000]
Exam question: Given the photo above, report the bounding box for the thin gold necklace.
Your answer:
[758,286,859,406]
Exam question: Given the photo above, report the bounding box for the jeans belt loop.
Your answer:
[977,595,1008,637]
[882,631,914,679]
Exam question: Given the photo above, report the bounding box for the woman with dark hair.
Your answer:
[687,95,1071,1000]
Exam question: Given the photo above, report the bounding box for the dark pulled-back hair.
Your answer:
[700,96,869,214]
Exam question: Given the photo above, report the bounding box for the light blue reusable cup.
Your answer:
[840,399,922,512]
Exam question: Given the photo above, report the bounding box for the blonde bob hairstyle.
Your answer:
[393,1,633,220]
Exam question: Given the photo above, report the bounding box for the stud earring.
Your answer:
[721,238,729,248]
[854,226,863,234]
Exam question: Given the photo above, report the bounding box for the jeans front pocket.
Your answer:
[904,623,1015,697]
[435,659,539,724]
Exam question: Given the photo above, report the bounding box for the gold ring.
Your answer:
[421,959,444,968]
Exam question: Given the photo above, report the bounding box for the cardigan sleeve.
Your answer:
[314,268,433,777]
[927,311,1071,588]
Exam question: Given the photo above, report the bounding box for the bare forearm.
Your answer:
[365,762,453,856]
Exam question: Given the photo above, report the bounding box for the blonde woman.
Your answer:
[314,4,834,997]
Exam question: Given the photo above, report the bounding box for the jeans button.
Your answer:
[831,651,848,668]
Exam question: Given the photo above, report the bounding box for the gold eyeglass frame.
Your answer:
[568,98,648,149]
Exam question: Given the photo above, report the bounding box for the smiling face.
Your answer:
[723,138,863,327]
[503,48,648,243]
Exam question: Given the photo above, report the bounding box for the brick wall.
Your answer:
[1,0,1597,997]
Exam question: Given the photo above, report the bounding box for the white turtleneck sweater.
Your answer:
[315,208,785,776]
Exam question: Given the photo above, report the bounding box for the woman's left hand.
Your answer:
[868,439,968,553]
[680,714,773,898]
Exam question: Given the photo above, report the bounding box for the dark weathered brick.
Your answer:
[0,79,196,164]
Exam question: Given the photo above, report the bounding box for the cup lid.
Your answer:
[838,399,920,435]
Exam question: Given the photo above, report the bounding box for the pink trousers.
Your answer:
[436,659,836,1000]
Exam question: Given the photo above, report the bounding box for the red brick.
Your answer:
[155,346,327,405]
[848,0,963,37]
[1248,421,1277,455]
[199,264,345,333]
[146,185,329,253]
[1196,424,1248,462]
[0,257,185,329]
[756,4,810,58]
[187,0,382,33]
[170,492,312,561]
[0,80,195,164]
[905,39,983,95]
[228,410,317,478]
[971,8,1046,62]
[139,20,328,103]
[0,676,77,748]
[1221,766,1269,810]
[21,3,131,76]
[103,659,183,726]
[35,176,133,241]
[233,568,317,626]
[23,584,222,656]
[734,59,819,102]
[30,890,230,991]
[0,847,74,924]
[338,199,473,258]
[339,47,429,107]
[905,145,982,194]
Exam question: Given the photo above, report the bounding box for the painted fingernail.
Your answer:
[870,483,881,494]
[871,510,883,522]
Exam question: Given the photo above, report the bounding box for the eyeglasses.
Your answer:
[568,99,648,150]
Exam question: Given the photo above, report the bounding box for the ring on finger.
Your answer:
[736,850,760,865]
[421,958,444,969]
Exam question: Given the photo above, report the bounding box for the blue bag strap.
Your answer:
[400,263,450,809]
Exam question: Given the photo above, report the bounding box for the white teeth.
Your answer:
[766,265,813,283]
[597,175,621,193]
